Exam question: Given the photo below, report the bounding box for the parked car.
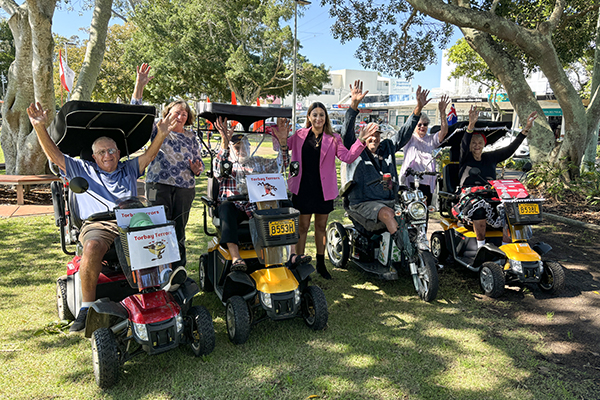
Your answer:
[484,130,529,158]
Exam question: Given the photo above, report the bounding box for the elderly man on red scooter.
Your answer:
[27,102,173,333]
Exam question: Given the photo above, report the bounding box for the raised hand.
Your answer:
[189,159,204,176]
[438,95,450,114]
[415,86,432,114]
[27,102,49,128]
[523,111,537,134]
[156,113,173,139]
[273,118,290,146]
[467,105,478,129]
[358,122,379,143]
[350,80,369,110]
[136,63,153,88]
[215,116,234,147]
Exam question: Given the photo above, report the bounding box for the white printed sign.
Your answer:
[126,225,180,271]
[115,206,167,227]
[246,173,288,203]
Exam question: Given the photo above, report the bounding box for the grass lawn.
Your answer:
[0,160,598,400]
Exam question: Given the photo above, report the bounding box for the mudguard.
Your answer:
[532,242,553,256]
[223,271,256,303]
[294,263,315,283]
[170,278,200,314]
[84,298,128,338]
[472,244,506,270]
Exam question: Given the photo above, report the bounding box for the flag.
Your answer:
[253,98,264,132]
[447,104,457,126]
[231,91,238,128]
[205,97,214,131]
[59,49,75,93]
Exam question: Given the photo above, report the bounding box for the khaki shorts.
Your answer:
[79,220,120,249]
[349,200,396,223]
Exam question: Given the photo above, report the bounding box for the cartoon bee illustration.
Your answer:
[144,240,166,260]
[258,181,277,197]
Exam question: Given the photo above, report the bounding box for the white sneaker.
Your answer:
[163,266,187,292]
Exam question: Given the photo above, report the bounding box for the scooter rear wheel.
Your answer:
[538,260,565,294]
[91,328,120,389]
[198,254,214,292]
[56,276,74,321]
[188,306,215,356]
[226,296,251,345]
[479,262,505,298]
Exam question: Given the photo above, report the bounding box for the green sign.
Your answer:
[543,108,562,116]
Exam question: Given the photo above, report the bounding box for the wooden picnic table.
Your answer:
[0,175,60,205]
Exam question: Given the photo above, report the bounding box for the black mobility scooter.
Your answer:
[197,102,328,345]
[430,121,565,297]
[49,101,215,388]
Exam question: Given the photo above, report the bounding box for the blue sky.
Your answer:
[47,3,459,90]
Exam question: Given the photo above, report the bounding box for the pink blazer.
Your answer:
[287,128,366,201]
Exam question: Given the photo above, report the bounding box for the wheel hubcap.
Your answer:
[327,229,343,261]
[481,268,493,291]
[226,304,235,337]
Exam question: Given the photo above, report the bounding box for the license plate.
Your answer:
[269,219,295,236]
[518,203,539,215]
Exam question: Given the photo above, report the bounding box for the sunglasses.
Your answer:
[417,122,429,127]
[94,148,118,157]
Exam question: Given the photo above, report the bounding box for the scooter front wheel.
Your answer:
[538,260,566,294]
[430,232,448,265]
[301,286,328,330]
[326,222,349,268]
[188,305,215,356]
[413,250,439,302]
[91,328,120,389]
[226,296,251,345]
[479,262,505,298]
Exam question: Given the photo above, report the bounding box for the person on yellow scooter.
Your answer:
[453,106,537,248]
[213,116,290,272]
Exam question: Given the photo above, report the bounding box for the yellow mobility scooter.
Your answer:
[430,122,565,298]
[197,102,328,344]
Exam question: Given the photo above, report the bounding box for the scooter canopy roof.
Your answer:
[196,102,292,133]
[50,101,156,161]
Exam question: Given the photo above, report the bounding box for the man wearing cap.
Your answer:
[27,102,173,333]
[213,116,290,272]
[341,82,431,239]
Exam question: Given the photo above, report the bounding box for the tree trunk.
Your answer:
[0,0,56,175]
[70,0,113,101]
[583,11,600,168]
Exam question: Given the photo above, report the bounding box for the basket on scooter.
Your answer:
[250,207,300,248]
[504,199,544,225]
[115,221,179,289]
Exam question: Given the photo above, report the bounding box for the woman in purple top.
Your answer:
[399,95,451,205]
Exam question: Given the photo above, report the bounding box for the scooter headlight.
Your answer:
[510,259,523,274]
[294,288,301,305]
[132,322,149,341]
[408,202,427,220]
[402,191,416,203]
[260,291,272,309]
[176,313,184,332]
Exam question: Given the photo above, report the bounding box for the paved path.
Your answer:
[0,204,54,218]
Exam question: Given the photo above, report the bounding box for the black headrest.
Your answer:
[80,148,95,162]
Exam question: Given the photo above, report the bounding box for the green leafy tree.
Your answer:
[324,0,600,179]
[126,0,329,104]
[0,18,15,96]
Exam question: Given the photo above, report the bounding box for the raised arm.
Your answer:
[137,113,173,174]
[488,111,538,163]
[131,63,153,103]
[341,80,369,149]
[393,86,432,150]
[438,95,451,143]
[27,102,66,172]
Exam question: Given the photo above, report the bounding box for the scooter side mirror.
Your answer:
[290,161,300,177]
[469,167,481,177]
[69,177,89,194]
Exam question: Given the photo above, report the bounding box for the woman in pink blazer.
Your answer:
[286,102,374,279]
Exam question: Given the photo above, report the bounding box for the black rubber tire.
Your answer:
[479,262,505,298]
[188,306,215,356]
[198,254,214,292]
[301,286,328,331]
[538,260,566,294]
[226,296,251,345]
[91,328,120,389]
[56,276,74,321]
[413,250,439,302]
[430,231,448,264]
[326,222,350,268]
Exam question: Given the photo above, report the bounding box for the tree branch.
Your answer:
[558,4,600,31]
[0,0,20,16]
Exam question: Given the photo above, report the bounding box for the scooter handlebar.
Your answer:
[227,194,249,202]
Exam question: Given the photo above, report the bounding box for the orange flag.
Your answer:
[231,91,238,128]
[205,96,214,131]
[253,98,264,132]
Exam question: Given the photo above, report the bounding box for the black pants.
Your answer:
[218,201,249,246]
[146,182,196,267]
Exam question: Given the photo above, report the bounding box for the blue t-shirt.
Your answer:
[63,155,142,220]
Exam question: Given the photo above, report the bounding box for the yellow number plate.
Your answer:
[269,219,295,236]
[518,203,539,215]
